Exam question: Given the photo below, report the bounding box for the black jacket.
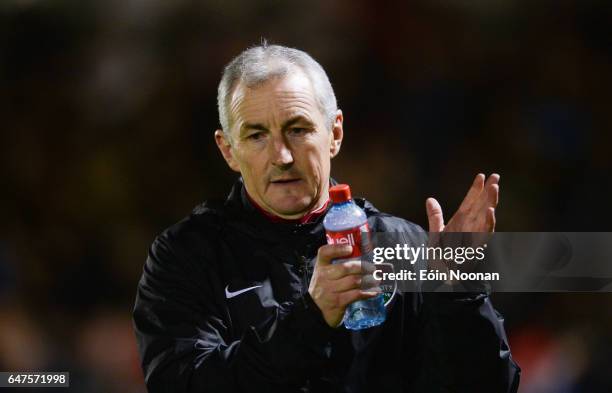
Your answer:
[133,179,520,393]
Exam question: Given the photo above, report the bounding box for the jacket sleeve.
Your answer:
[398,227,520,393]
[132,234,335,393]
[410,291,521,393]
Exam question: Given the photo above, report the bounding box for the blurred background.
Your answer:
[1,0,611,392]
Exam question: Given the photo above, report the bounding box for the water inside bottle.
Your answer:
[343,294,386,330]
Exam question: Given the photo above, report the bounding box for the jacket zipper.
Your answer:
[296,253,311,297]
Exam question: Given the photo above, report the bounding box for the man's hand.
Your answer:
[426,173,499,233]
[308,244,379,328]
[424,173,499,277]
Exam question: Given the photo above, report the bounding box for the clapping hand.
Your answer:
[426,173,499,234]
[424,173,500,276]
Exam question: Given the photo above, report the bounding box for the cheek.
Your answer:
[301,144,330,182]
[236,151,266,182]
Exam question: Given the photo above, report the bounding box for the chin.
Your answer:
[269,196,313,217]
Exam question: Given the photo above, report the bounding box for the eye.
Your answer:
[289,127,309,135]
[246,132,264,141]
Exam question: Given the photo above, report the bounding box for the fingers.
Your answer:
[475,174,500,214]
[324,260,364,280]
[333,274,363,292]
[485,173,500,187]
[482,174,500,207]
[473,174,499,232]
[483,173,500,206]
[441,173,501,233]
[486,206,496,232]
[488,183,499,207]
[458,173,485,212]
[310,246,382,327]
[426,197,445,232]
[332,270,381,292]
[316,244,353,266]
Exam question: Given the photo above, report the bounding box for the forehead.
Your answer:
[229,72,323,129]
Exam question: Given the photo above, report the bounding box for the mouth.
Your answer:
[270,178,302,185]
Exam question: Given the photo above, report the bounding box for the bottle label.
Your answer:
[326,223,372,260]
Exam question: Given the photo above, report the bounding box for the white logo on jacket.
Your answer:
[224,284,263,299]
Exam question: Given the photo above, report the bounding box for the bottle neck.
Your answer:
[331,200,353,207]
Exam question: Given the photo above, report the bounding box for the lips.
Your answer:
[270,178,301,184]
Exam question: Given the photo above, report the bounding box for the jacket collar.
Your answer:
[221,177,332,240]
[244,190,331,225]
[217,177,380,242]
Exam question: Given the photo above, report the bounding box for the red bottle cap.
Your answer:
[329,184,352,203]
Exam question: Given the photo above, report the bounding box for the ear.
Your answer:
[214,129,241,172]
[329,109,344,158]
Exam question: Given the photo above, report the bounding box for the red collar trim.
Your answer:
[246,192,330,224]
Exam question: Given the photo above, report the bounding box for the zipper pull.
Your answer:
[296,253,311,294]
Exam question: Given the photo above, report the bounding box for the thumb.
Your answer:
[426,197,445,232]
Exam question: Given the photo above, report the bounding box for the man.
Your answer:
[133,44,520,392]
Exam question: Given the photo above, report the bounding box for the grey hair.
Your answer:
[217,43,338,137]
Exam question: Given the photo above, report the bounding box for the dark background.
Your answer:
[1,1,611,392]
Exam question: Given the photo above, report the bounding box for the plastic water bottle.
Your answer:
[323,184,386,330]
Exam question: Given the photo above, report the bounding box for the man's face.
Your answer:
[215,71,343,219]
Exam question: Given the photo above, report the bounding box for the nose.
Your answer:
[270,135,294,167]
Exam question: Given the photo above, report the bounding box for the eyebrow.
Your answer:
[281,115,313,129]
[240,115,313,135]
[240,122,267,134]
